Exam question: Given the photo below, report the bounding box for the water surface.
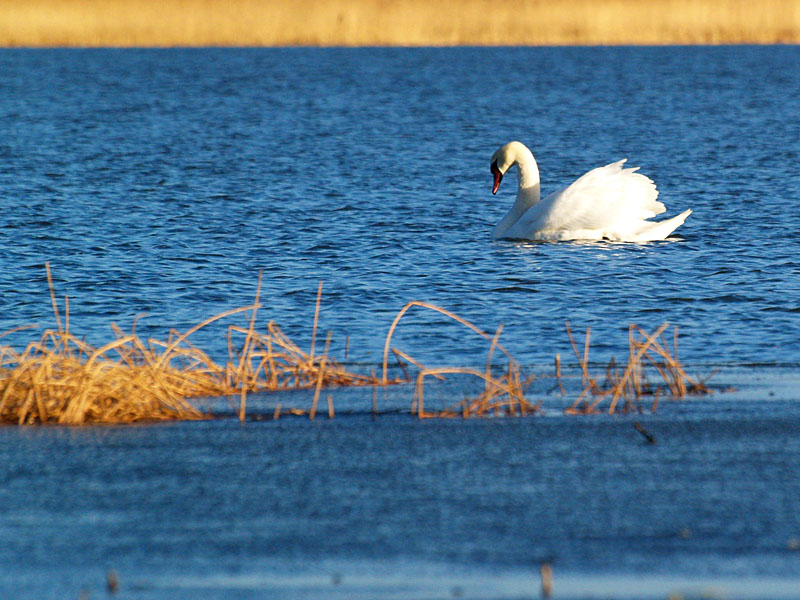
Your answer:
[1,46,799,366]
[1,47,799,599]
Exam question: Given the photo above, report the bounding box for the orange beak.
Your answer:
[491,161,503,195]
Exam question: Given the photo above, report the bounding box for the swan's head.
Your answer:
[490,141,525,195]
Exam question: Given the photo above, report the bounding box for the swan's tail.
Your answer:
[632,209,692,241]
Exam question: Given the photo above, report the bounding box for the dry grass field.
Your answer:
[0,0,798,46]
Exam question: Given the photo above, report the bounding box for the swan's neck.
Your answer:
[492,149,541,239]
[515,149,541,193]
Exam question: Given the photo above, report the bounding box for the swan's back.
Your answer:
[503,160,686,242]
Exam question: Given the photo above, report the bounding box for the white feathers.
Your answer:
[490,142,691,242]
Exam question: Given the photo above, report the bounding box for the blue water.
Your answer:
[1,47,800,599]
[2,46,799,366]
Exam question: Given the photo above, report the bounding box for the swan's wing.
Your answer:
[505,160,665,239]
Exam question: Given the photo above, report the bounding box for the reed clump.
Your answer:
[0,267,385,425]
[382,301,539,418]
[563,322,712,415]
[1,266,711,425]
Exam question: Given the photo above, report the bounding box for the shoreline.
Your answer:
[1,0,798,47]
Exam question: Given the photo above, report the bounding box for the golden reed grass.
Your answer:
[563,321,711,415]
[0,0,798,46]
[0,266,709,425]
[0,266,386,425]
[383,301,539,418]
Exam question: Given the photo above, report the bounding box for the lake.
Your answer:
[1,46,799,599]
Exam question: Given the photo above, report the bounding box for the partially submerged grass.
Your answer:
[0,266,385,424]
[386,307,710,419]
[563,322,712,415]
[0,266,711,425]
[382,302,539,418]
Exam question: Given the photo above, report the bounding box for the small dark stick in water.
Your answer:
[540,562,553,598]
[633,421,656,444]
[106,570,119,594]
[555,353,565,395]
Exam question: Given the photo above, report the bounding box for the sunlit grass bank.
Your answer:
[0,267,710,425]
[0,0,798,46]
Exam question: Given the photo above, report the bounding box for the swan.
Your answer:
[490,141,691,242]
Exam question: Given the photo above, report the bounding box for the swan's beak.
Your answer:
[491,161,503,195]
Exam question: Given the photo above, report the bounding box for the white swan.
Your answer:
[490,141,691,242]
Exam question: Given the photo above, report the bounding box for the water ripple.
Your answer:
[0,47,798,369]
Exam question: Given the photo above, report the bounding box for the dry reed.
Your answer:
[0,266,712,425]
[383,301,539,418]
[563,321,711,415]
[0,266,385,425]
